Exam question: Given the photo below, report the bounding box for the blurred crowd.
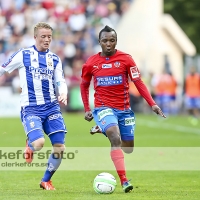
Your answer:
[1,0,200,118]
[129,66,200,120]
[0,0,133,90]
[129,69,178,115]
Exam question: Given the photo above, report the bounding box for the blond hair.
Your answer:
[34,22,53,36]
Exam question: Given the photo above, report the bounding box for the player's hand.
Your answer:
[151,105,166,118]
[85,111,93,122]
[58,93,67,105]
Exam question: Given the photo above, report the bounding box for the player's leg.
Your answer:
[117,108,135,192]
[106,126,133,193]
[193,97,200,118]
[105,126,125,181]
[117,110,135,153]
[40,113,67,190]
[24,130,45,163]
[93,107,132,193]
[40,131,66,190]
[185,96,199,125]
[118,108,135,154]
[21,112,45,163]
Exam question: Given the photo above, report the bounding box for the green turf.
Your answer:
[0,113,200,200]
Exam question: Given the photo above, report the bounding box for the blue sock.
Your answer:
[42,153,62,182]
[28,141,35,151]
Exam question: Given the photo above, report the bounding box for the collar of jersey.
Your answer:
[33,45,49,54]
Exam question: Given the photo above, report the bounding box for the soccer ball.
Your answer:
[93,172,117,194]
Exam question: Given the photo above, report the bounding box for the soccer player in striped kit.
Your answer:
[80,25,166,193]
[0,22,68,190]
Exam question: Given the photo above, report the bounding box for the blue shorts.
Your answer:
[185,96,200,109]
[92,107,135,141]
[21,101,67,143]
[156,94,173,105]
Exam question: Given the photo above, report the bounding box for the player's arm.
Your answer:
[126,55,166,118]
[0,67,6,76]
[80,63,93,121]
[54,58,68,105]
[0,49,23,76]
[134,79,165,117]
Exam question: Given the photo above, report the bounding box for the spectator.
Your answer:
[184,66,200,120]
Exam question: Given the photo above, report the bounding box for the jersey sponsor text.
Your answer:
[96,75,123,86]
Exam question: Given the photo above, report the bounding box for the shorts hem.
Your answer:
[104,123,118,132]
[47,130,67,136]
[121,136,134,141]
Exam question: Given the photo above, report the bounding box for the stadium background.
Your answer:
[0,0,200,117]
[0,1,200,200]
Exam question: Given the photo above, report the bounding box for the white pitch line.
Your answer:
[137,120,200,135]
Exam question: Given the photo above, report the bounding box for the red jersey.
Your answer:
[80,50,156,111]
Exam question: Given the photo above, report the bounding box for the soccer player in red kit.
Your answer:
[80,25,166,193]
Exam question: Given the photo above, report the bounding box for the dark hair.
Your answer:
[99,25,117,40]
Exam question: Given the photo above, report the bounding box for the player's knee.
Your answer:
[59,145,66,153]
[122,147,134,154]
[110,134,122,147]
[106,127,121,147]
[32,138,45,151]
[53,144,66,153]
[52,144,65,159]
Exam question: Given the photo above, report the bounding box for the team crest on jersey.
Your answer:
[114,61,120,68]
[102,64,112,68]
[30,121,35,128]
[47,57,53,67]
[48,62,53,67]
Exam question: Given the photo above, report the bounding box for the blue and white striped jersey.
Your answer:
[2,45,65,106]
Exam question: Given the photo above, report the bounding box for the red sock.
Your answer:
[110,149,128,185]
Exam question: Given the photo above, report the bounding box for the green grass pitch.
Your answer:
[0,113,200,200]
